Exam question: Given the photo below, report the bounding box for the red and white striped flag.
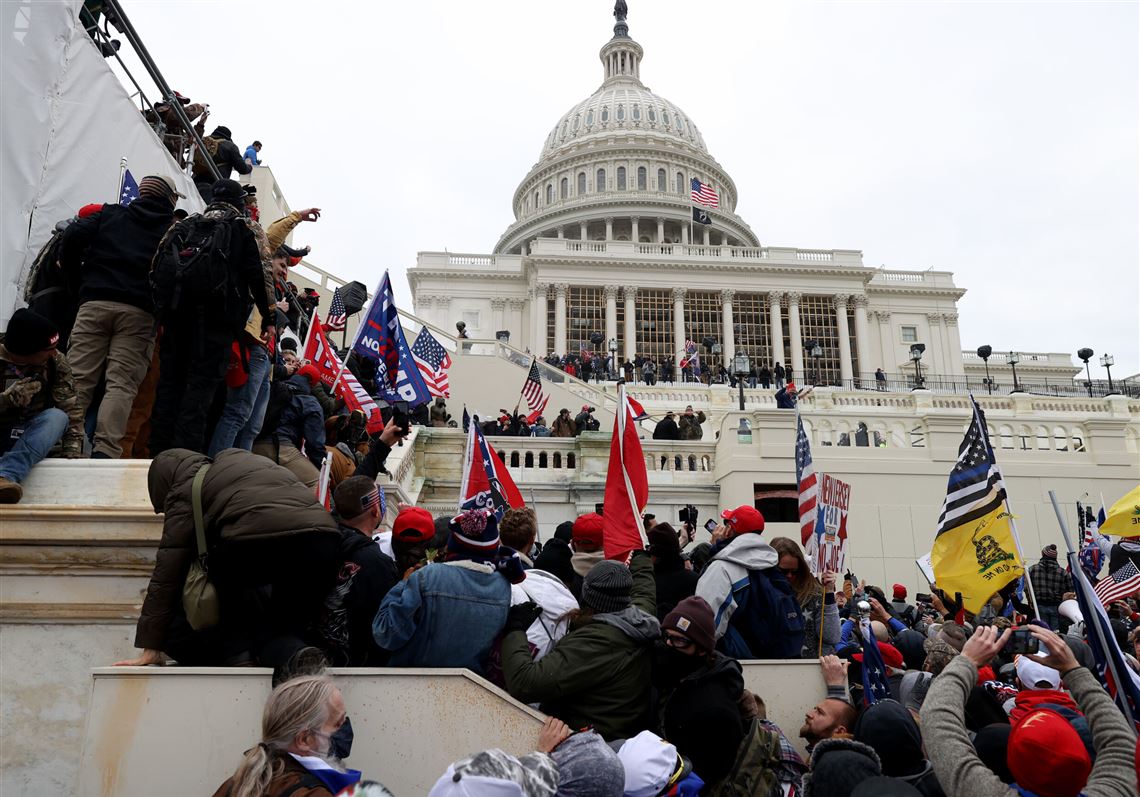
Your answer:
[325,286,347,332]
[796,413,819,549]
[690,177,720,209]
[1094,541,1140,607]
[602,384,650,561]
[521,359,549,423]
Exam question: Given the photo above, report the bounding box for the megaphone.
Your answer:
[1059,599,1083,625]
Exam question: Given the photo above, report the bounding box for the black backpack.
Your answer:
[722,566,806,659]
[151,210,236,317]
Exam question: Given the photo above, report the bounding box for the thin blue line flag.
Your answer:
[351,271,432,407]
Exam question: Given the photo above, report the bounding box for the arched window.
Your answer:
[533,190,539,209]
[560,121,567,138]
[617,105,625,121]
[657,168,666,190]
[662,110,670,125]
[637,166,647,190]
[586,110,594,125]
[577,172,586,195]
[617,167,626,190]
[632,105,641,120]
[572,115,580,131]
[676,172,685,194]
[601,107,609,122]
[596,168,606,191]
[560,177,568,199]
[546,184,553,204]
[649,107,657,122]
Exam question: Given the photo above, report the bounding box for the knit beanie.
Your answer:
[1008,710,1091,797]
[1042,544,1058,560]
[662,596,716,654]
[646,524,681,560]
[803,739,882,797]
[447,509,501,560]
[554,521,574,544]
[550,731,624,797]
[210,178,245,207]
[3,309,59,355]
[581,560,633,613]
[137,174,182,203]
[972,724,1013,784]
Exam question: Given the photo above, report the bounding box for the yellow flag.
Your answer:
[1099,485,1140,538]
[931,501,1024,614]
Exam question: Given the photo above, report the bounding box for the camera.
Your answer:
[679,504,698,527]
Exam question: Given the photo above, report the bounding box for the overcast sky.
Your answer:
[121,0,1139,377]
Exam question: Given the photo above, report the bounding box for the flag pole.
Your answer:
[1048,490,1137,729]
[998,464,1040,620]
[116,157,127,202]
[331,273,384,387]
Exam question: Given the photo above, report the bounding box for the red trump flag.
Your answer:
[603,384,650,560]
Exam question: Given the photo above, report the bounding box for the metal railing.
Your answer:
[807,372,1139,399]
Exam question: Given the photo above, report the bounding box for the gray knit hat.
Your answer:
[582,560,633,613]
[551,731,624,797]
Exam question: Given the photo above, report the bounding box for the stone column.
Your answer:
[556,226,564,239]
[604,285,619,354]
[852,294,871,384]
[681,225,689,244]
[927,312,946,377]
[834,294,853,383]
[579,221,588,240]
[786,291,803,380]
[623,287,638,361]
[656,217,665,243]
[605,217,614,242]
[721,289,735,365]
[943,313,964,375]
[672,287,687,366]
[534,283,549,355]
[768,290,784,369]
[554,284,568,356]
[702,226,710,245]
[876,310,892,371]
[631,216,640,243]
[491,297,506,332]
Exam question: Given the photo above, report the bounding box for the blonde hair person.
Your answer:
[770,537,840,658]
[213,674,355,797]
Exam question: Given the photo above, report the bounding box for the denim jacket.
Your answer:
[372,560,510,674]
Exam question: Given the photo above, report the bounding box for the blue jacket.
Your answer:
[243,144,261,165]
[373,560,510,673]
[275,376,326,467]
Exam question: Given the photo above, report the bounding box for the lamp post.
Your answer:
[977,345,993,394]
[608,337,618,380]
[1007,351,1021,393]
[909,344,926,389]
[805,340,822,385]
[732,353,750,411]
[1077,348,1094,398]
[1100,353,1115,394]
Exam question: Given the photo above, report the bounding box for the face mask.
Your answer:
[655,640,703,684]
[328,716,353,760]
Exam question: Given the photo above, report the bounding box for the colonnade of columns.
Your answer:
[534,283,876,381]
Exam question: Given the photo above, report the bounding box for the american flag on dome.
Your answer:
[796,413,819,553]
[410,327,452,398]
[520,359,549,423]
[325,286,347,332]
[119,168,139,206]
[690,177,719,209]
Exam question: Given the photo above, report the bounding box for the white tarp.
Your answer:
[0,0,203,326]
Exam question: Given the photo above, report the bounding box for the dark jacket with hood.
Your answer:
[205,126,252,181]
[653,416,680,440]
[854,699,946,797]
[60,195,176,314]
[652,556,699,621]
[135,448,341,651]
[501,554,659,740]
[323,524,400,666]
[275,375,327,467]
[655,650,746,786]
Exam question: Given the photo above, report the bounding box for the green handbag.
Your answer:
[182,463,220,630]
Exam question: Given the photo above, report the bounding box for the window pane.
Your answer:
[601,107,609,122]
[546,184,553,204]
[676,172,684,194]
[617,105,625,121]
[901,326,917,343]
[633,105,641,120]
[560,178,568,199]
[634,289,675,365]
[577,172,586,195]
[637,167,647,190]
[597,168,606,190]
[617,167,626,190]
[657,168,666,190]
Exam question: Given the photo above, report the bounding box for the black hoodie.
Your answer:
[330,524,399,666]
[61,195,176,313]
[854,699,946,797]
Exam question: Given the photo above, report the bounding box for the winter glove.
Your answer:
[1,377,41,409]
[504,602,542,635]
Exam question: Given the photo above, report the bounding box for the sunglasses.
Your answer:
[664,633,696,650]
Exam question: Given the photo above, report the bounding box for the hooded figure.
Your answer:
[854,699,946,796]
[124,448,341,669]
[550,731,624,797]
[802,738,882,797]
[501,554,660,740]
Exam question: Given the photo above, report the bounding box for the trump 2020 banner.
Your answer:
[813,474,851,575]
[352,271,432,407]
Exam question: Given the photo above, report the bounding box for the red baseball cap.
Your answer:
[392,506,434,544]
[853,642,904,671]
[572,513,605,547]
[1008,710,1091,797]
[720,505,765,535]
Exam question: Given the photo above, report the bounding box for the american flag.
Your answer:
[410,327,451,398]
[325,287,347,331]
[936,398,1006,535]
[521,359,549,422]
[690,177,719,209]
[795,413,819,548]
[1094,541,1140,606]
[119,168,139,206]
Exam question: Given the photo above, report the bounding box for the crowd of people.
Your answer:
[103,438,1140,796]
[542,351,802,392]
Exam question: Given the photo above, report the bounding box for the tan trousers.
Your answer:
[119,340,160,459]
[252,439,319,489]
[68,300,156,458]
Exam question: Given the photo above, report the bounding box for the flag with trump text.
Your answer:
[602,384,650,560]
[351,271,431,407]
[931,398,1023,613]
[411,327,451,398]
[459,416,524,520]
[303,311,385,433]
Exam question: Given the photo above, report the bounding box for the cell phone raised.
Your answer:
[704,518,718,534]
[1002,628,1039,655]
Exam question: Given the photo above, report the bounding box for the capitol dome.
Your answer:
[493,7,759,255]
